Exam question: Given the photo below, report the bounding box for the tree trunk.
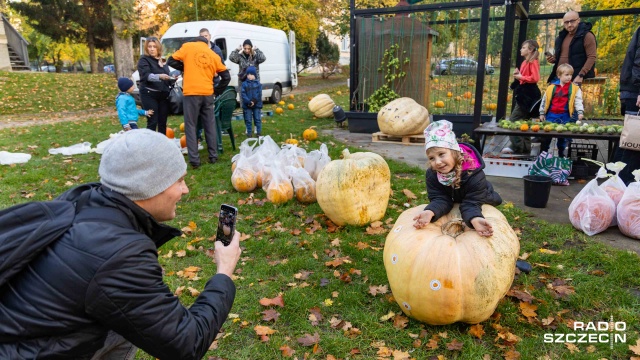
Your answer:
[111,4,135,79]
[87,35,98,74]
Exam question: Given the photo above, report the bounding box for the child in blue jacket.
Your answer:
[240,66,263,137]
[116,77,153,131]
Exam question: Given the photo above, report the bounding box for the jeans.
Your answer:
[183,95,218,166]
[89,331,136,360]
[613,98,640,185]
[243,107,262,136]
[139,88,170,135]
[540,112,573,157]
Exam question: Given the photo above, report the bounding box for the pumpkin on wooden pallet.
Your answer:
[383,204,519,325]
[308,94,335,118]
[316,149,390,226]
[377,97,430,136]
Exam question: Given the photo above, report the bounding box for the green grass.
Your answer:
[0,80,639,360]
[0,71,117,115]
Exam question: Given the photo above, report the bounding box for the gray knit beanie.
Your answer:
[99,129,187,200]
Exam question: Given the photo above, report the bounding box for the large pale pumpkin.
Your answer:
[383,204,519,325]
[308,94,335,118]
[316,149,390,226]
[377,97,430,136]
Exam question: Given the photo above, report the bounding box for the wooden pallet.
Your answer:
[371,132,425,146]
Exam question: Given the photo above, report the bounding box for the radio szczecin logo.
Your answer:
[543,316,627,349]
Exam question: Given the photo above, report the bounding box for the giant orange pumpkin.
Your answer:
[316,149,390,226]
[384,204,519,325]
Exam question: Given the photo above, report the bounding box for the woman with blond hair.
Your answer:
[137,37,174,136]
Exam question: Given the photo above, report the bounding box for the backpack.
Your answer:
[0,191,129,288]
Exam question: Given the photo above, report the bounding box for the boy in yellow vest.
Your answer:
[539,64,584,157]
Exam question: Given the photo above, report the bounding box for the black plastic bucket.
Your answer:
[523,175,552,208]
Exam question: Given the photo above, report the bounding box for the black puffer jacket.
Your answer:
[0,183,235,359]
[620,26,640,94]
[424,144,502,228]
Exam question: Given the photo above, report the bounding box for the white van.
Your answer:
[132,20,297,106]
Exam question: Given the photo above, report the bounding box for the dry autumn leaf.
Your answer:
[468,324,485,339]
[506,288,535,303]
[425,338,438,350]
[261,309,280,322]
[297,332,320,347]
[392,349,411,360]
[368,285,389,296]
[519,302,538,318]
[380,311,395,322]
[279,345,295,357]
[187,287,200,296]
[503,349,521,360]
[402,188,417,200]
[446,339,464,351]
[308,307,323,326]
[392,314,409,329]
[254,325,276,336]
[564,343,580,353]
[259,294,285,308]
[630,339,640,355]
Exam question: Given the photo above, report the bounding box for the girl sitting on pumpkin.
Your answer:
[413,120,502,237]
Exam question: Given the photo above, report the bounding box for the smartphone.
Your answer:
[544,51,553,57]
[216,204,237,246]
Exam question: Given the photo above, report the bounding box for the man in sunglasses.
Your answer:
[545,10,597,86]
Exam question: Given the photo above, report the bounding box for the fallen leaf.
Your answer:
[507,289,535,303]
[588,269,606,276]
[630,339,640,355]
[503,349,521,360]
[586,345,596,353]
[259,294,285,307]
[254,325,276,336]
[392,314,409,329]
[261,309,280,322]
[402,188,417,200]
[564,343,580,353]
[392,349,411,360]
[187,287,200,296]
[539,248,559,254]
[369,285,389,296]
[468,324,485,339]
[380,311,395,322]
[279,345,295,357]
[425,338,438,350]
[446,339,463,351]
[176,250,187,258]
[365,221,387,235]
[297,332,320,347]
[541,316,555,326]
[174,286,185,296]
[519,302,538,318]
[308,307,323,326]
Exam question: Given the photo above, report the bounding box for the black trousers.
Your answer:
[140,88,170,135]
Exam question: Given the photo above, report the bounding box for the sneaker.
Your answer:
[190,163,200,170]
[501,147,514,154]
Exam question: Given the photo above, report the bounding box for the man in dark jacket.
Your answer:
[0,130,241,359]
[545,11,597,85]
[613,25,640,185]
[229,39,266,106]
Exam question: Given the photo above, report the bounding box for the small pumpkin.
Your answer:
[446,92,453,98]
[377,97,430,136]
[294,177,317,203]
[278,100,286,106]
[166,128,175,139]
[316,149,391,226]
[231,167,257,192]
[336,90,342,95]
[287,104,295,110]
[463,91,472,99]
[180,123,185,132]
[180,135,187,148]
[308,94,335,118]
[520,123,529,131]
[275,107,284,114]
[303,127,318,141]
[531,124,540,132]
[383,204,519,325]
[433,78,439,84]
[285,134,299,145]
[434,101,445,108]
[266,180,294,204]
[289,94,295,100]
[485,103,497,110]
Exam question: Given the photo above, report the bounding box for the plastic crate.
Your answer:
[483,158,534,178]
[568,143,599,176]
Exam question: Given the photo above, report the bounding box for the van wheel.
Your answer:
[269,84,282,104]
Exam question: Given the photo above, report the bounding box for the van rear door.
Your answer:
[289,31,297,88]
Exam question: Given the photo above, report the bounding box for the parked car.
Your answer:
[104,64,115,73]
[435,58,495,75]
[40,65,56,72]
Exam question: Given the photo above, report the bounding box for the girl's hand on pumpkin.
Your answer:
[471,217,493,237]
[413,210,434,229]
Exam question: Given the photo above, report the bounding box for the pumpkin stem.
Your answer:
[442,218,466,238]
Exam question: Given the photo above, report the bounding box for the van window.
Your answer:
[214,39,227,61]
[161,37,195,57]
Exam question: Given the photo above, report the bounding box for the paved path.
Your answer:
[325,128,640,255]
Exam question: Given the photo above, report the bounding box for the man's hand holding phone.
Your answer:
[215,230,241,278]
[544,51,555,64]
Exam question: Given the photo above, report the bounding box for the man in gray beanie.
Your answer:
[0,129,241,359]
